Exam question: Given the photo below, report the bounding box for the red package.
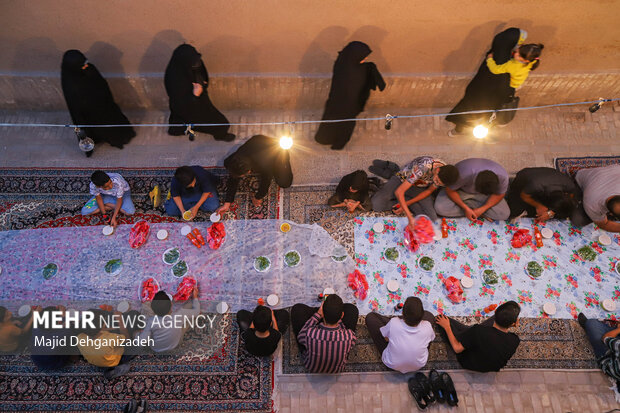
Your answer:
[413,215,435,244]
[140,278,159,302]
[403,227,420,252]
[173,276,197,301]
[207,222,226,250]
[347,269,369,300]
[443,276,464,303]
[129,220,150,249]
[510,229,532,249]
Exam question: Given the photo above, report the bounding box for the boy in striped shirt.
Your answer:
[291,294,358,373]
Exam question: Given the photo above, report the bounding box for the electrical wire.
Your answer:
[0,98,616,129]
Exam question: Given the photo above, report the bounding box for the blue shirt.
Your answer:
[170,166,217,199]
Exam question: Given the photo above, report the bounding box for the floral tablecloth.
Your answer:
[0,220,353,312]
[353,217,620,319]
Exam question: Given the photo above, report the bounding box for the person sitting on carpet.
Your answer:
[216,135,293,215]
[138,288,200,353]
[573,164,620,232]
[81,170,135,227]
[328,170,372,213]
[435,301,521,372]
[291,294,358,373]
[370,157,459,225]
[0,305,39,353]
[365,297,435,373]
[236,305,290,357]
[76,309,135,379]
[507,167,581,223]
[577,312,620,389]
[434,158,510,222]
[31,305,77,370]
[164,165,220,218]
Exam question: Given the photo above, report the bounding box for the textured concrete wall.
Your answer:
[1,72,619,111]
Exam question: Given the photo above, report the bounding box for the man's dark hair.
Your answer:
[547,191,577,219]
[402,296,424,327]
[494,300,521,328]
[606,196,620,220]
[437,165,459,186]
[225,154,252,178]
[0,306,7,321]
[323,294,344,324]
[174,166,196,188]
[151,291,172,317]
[91,170,110,187]
[475,170,500,195]
[252,305,272,332]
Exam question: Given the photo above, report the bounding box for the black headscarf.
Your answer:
[60,50,135,147]
[164,44,231,139]
[335,170,369,202]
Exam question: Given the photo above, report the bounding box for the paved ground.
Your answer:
[1,104,619,412]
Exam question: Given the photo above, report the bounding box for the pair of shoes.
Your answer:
[103,362,131,380]
[408,370,458,409]
[123,399,148,413]
[368,160,400,180]
[148,185,161,208]
[577,312,588,329]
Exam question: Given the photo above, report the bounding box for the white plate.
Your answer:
[254,256,271,272]
[181,225,192,236]
[542,302,556,315]
[417,256,435,273]
[102,225,114,236]
[387,280,399,292]
[267,294,279,306]
[460,276,474,288]
[284,250,301,268]
[105,260,123,276]
[372,222,385,233]
[117,301,130,313]
[599,234,612,246]
[602,299,616,312]
[541,228,553,239]
[18,305,31,317]
[323,287,335,296]
[216,301,229,314]
[210,213,221,223]
[162,248,181,265]
[171,260,189,277]
[157,229,168,240]
[616,262,620,276]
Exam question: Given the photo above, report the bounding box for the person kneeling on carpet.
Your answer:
[577,313,620,391]
[137,288,200,353]
[236,305,289,357]
[291,294,358,373]
[365,296,435,373]
[30,305,78,370]
[0,305,39,353]
[328,170,372,213]
[81,170,135,227]
[164,165,220,219]
[435,301,521,372]
[573,164,620,233]
[76,309,136,379]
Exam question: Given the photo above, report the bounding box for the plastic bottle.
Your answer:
[534,226,544,247]
[441,218,448,238]
[192,228,206,245]
[257,298,265,306]
[186,232,201,248]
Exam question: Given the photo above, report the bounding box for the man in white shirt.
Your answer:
[81,170,135,227]
[365,297,435,373]
[138,288,200,353]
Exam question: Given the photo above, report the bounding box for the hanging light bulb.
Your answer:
[185,125,196,141]
[385,114,394,130]
[279,135,293,150]
[472,125,489,139]
[589,97,608,113]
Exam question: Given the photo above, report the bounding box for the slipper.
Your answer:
[407,376,428,410]
[429,369,446,403]
[441,372,459,406]
[415,372,436,405]
[368,165,394,180]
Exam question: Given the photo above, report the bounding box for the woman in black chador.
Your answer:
[314,41,385,150]
[61,50,136,157]
[446,28,526,136]
[164,44,235,142]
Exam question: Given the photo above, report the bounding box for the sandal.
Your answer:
[429,369,446,403]
[441,372,459,407]
[407,376,428,410]
[415,372,436,405]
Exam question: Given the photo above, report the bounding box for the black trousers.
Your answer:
[365,311,435,354]
[290,303,359,352]
[438,316,495,351]
[236,309,290,335]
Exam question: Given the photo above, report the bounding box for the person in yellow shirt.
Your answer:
[486,44,544,90]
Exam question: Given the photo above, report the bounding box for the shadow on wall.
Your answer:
[10,37,63,109]
[86,41,144,119]
[347,25,391,74]
[138,30,186,109]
